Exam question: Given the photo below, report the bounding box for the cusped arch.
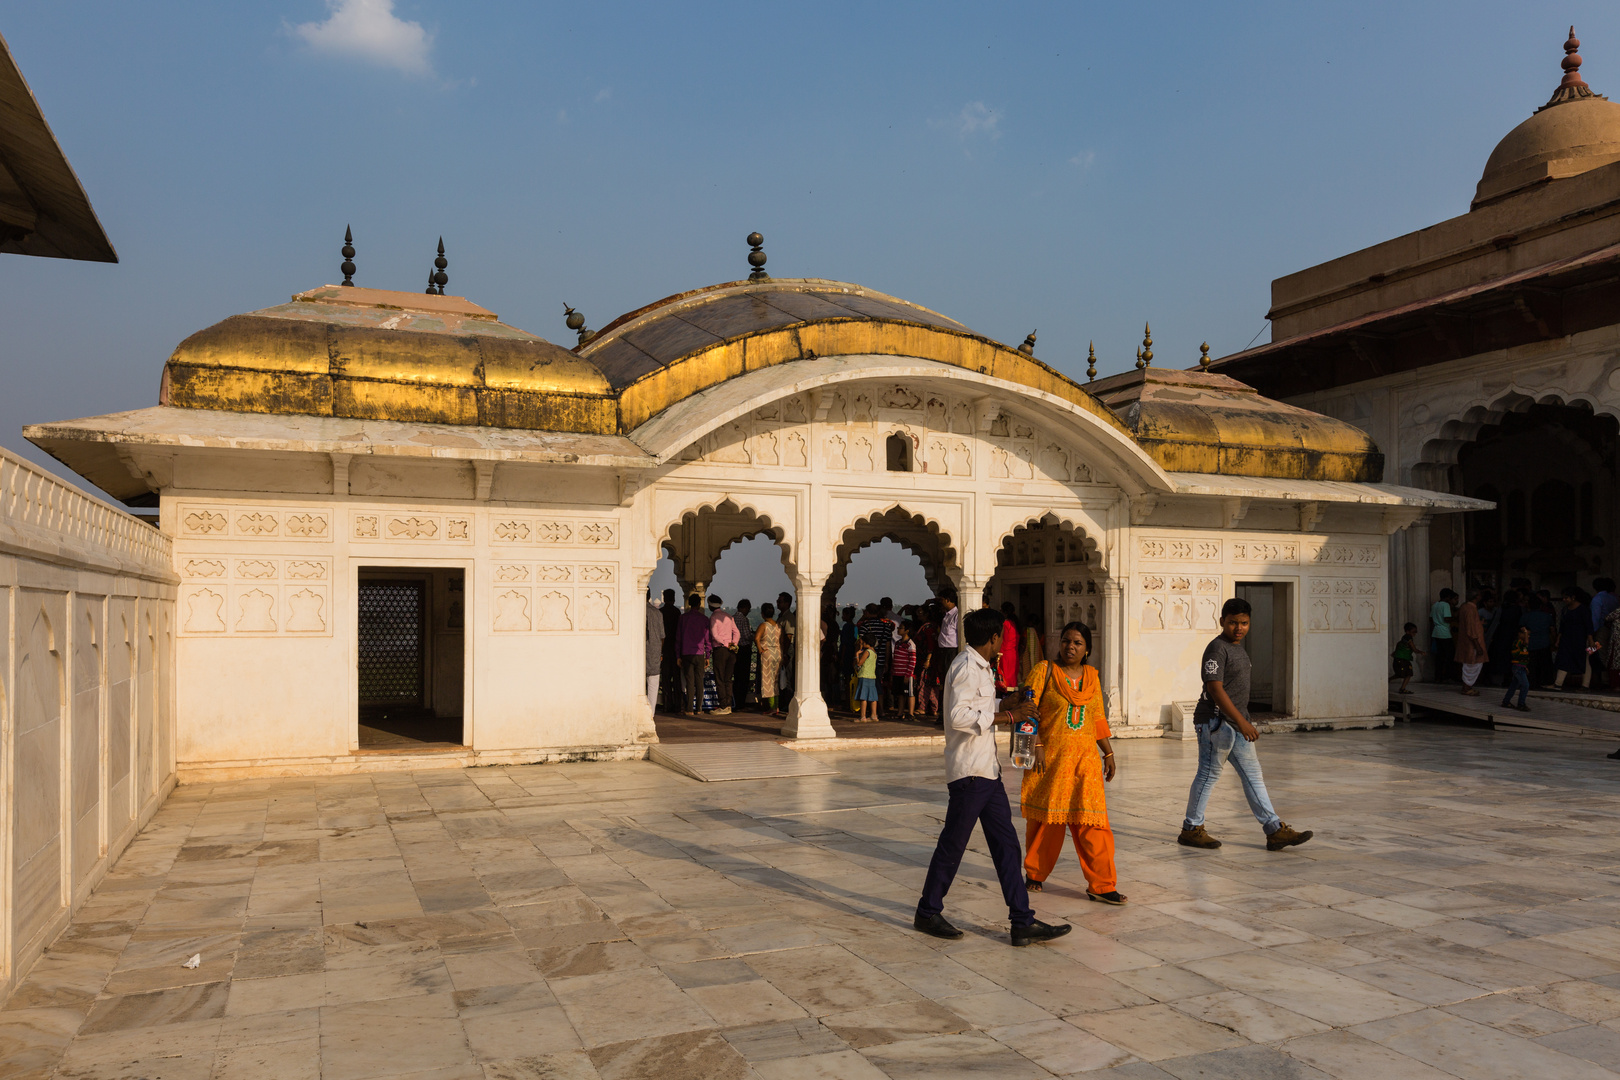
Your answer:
[658,494,798,580]
[1415,389,1618,490]
[995,511,1105,573]
[832,504,961,583]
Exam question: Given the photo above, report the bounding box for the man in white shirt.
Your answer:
[645,592,665,709]
[914,608,1073,946]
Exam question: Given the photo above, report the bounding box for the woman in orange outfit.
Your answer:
[1019,621,1126,905]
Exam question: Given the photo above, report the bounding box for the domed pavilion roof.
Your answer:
[136,252,1385,484]
[1474,28,1620,208]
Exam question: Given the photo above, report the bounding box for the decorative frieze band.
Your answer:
[178,505,333,541]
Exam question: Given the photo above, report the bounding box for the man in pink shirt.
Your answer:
[707,595,741,716]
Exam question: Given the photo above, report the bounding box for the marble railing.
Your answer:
[0,446,177,1003]
[0,448,173,577]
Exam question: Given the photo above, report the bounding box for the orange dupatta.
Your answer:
[1017,661,1111,826]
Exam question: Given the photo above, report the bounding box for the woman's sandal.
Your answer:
[1087,891,1128,905]
[1024,876,1043,892]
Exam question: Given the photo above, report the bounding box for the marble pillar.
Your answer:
[782,578,835,739]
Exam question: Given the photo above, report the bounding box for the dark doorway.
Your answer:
[1235,581,1293,716]
[1455,402,1617,594]
[358,568,465,749]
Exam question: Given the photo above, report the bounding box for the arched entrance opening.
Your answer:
[1431,399,1617,595]
[833,539,931,611]
[985,517,1112,695]
[654,501,795,721]
[829,507,958,601]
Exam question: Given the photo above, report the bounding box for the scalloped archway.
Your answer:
[827,506,960,602]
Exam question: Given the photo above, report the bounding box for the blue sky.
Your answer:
[4,1,1615,607]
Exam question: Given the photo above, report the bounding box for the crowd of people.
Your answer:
[645,587,1054,724]
[1413,578,1620,708]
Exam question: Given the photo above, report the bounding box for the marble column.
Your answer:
[1400,516,1433,679]
[632,569,660,744]
[782,577,835,739]
[1101,579,1125,724]
[956,582,985,650]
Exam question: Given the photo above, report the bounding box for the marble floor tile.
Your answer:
[752,1048,892,1079]
[1354,1007,1618,1080]
[818,998,969,1048]
[860,1032,1051,1078]
[685,978,810,1027]
[1072,1002,1249,1062]
[1171,991,1331,1043]
[461,1004,582,1061]
[550,968,713,1047]
[587,1028,751,1080]
[319,994,474,1080]
[720,1016,849,1062]
[477,1051,599,1080]
[80,980,229,1035]
[745,944,921,1017]
[985,1017,1136,1073]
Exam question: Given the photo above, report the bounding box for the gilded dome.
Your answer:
[1089,367,1384,482]
[1474,30,1620,208]
[162,285,617,434]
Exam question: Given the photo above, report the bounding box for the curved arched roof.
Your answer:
[577,278,1138,437]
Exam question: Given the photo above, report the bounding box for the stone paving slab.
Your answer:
[9,724,1620,1078]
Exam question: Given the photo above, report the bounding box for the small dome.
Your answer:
[1474,29,1620,208]
[162,285,617,433]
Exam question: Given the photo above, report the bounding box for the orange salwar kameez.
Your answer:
[1019,662,1117,894]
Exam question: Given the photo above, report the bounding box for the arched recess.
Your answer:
[659,497,796,596]
[986,515,1109,641]
[828,506,960,601]
[1415,390,1618,591]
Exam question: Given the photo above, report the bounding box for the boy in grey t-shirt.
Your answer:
[1178,597,1313,852]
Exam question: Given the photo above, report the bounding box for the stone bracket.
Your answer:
[1222,497,1251,529]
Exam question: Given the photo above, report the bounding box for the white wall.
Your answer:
[0,448,177,1004]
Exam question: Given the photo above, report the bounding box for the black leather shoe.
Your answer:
[1010,919,1072,946]
[913,913,964,940]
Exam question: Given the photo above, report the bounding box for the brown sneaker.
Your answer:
[1266,822,1314,851]
[1177,825,1222,849]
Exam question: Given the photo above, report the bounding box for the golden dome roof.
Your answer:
[1089,367,1384,482]
[1474,29,1620,209]
[162,285,617,433]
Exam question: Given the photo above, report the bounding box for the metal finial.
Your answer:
[1135,347,1144,370]
[1199,342,1211,369]
[425,268,436,295]
[563,304,592,345]
[1086,341,1097,381]
[432,237,449,295]
[340,225,356,286]
[1540,26,1605,110]
[1018,330,1037,356]
[746,232,769,281]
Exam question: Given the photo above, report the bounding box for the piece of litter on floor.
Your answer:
[182,953,201,968]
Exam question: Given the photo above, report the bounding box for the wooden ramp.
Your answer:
[649,740,838,782]
[1393,683,1620,741]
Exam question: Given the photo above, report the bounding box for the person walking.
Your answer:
[1489,589,1523,688]
[1019,612,1046,683]
[1178,598,1313,852]
[914,607,1071,946]
[775,591,796,705]
[754,603,784,716]
[1522,594,1557,688]
[1502,626,1531,712]
[1553,587,1595,690]
[1431,588,1457,682]
[677,594,712,716]
[707,595,740,715]
[1391,622,1422,695]
[1455,591,1488,696]
[1020,622,1126,905]
[929,591,960,727]
[915,603,940,717]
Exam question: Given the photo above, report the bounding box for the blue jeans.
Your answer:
[1182,720,1283,834]
[917,776,1034,927]
[1503,665,1529,707]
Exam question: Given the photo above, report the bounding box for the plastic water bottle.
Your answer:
[1011,689,1038,769]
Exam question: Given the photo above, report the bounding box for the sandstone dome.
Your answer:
[1473,29,1620,208]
